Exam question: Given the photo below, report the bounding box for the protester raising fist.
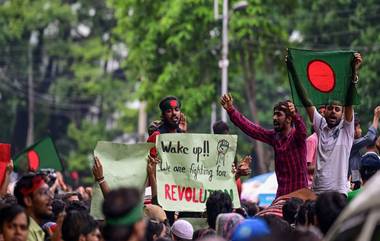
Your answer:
[220,93,234,112]
[219,93,308,197]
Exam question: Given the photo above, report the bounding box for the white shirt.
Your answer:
[312,109,354,195]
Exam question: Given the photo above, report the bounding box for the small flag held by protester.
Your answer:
[0,143,11,186]
[13,137,62,172]
[287,48,360,107]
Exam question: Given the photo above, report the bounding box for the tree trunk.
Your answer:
[239,45,266,174]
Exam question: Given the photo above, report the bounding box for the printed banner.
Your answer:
[90,141,154,220]
[156,133,240,212]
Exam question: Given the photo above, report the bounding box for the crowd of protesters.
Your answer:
[2,52,380,241]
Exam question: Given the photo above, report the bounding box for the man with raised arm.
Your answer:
[297,53,363,195]
[220,94,308,197]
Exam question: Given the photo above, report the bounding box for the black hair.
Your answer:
[240,201,260,217]
[52,198,66,220]
[360,165,379,182]
[62,210,98,241]
[261,214,291,235]
[14,173,42,207]
[282,197,304,225]
[205,191,233,229]
[366,135,380,148]
[234,208,248,218]
[66,200,89,213]
[102,187,143,241]
[273,101,292,118]
[315,192,347,234]
[295,200,316,226]
[155,238,172,241]
[145,219,165,241]
[159,96,181,113]
[192,228,216,240]
[0,205,29,232]
[63,192,82,203]
[212,121,229,134]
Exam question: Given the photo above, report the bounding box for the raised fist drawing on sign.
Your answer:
[216,139,229,166]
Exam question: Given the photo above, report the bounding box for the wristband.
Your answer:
[98,179,106,185]
[96,176,104,182]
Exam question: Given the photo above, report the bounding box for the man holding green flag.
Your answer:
[287,49,362,195]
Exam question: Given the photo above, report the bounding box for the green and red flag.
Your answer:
[287,48,360,107]
[13,137,63,172]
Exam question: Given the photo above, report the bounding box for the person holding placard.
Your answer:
[299,53,362,196]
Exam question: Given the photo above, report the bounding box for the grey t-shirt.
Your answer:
[312,109,354,195]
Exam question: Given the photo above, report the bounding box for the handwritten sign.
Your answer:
[90,142,154,220]
[156,133,240,212]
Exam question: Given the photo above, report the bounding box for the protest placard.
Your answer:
[156,133,240,212]
[90,141,154,220]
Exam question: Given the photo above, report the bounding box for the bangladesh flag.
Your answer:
[13,137,63,172]
[287,48,360,107]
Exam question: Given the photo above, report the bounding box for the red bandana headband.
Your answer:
[20,175,45,196]
[160,99,181,112]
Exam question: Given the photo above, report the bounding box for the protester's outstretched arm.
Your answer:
[288,101,307,142]
[147,155,158,199]
[92,156,110,197]
[286,56,315,122]
[372,106,380,130]
[353,106,380,151]
[345,53,362,122]
[220,93,274,145]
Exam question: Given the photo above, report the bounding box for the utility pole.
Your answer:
[138,101,147,142]
[210,102,217,132]
[26,33,37,146]
[220,0,229,122]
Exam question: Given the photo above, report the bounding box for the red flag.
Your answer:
[0,143,11,186]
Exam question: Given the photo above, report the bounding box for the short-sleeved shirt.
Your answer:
[312,109,354,195]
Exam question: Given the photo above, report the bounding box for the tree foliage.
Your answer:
[1,0,379,181]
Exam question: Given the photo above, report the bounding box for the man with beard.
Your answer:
[147,96,184,157]
[147,96,184,225]
[302,53,363,195]
[220,94,308,197]
[14,173,53,241]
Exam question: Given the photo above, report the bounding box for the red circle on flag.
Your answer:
[307,60,336,93]
[27,150,40,171]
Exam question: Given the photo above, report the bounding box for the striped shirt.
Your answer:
[227,106,308,197]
